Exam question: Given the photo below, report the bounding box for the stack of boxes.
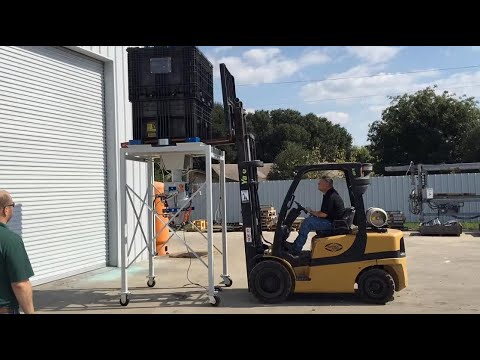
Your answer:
[127,46,214,144]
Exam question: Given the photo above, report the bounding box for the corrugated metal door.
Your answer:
[0,46,108,285]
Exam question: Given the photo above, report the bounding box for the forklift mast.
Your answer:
[220,64,265,275]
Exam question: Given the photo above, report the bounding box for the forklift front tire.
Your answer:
[249,260,293,304]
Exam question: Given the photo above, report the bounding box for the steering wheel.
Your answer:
[294,201,309,214]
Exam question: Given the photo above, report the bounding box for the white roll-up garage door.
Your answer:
[0,46,108,285]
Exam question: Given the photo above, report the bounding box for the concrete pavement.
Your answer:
[33,229,480,314]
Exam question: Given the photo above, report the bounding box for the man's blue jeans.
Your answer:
[293,216,332,252]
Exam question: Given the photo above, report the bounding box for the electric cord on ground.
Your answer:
[181,229,207,290]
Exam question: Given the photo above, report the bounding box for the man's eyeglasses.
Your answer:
[4,202,15,208]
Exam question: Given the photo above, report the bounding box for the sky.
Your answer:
[198,46,480,146]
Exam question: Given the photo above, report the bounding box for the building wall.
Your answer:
[0,46,112,284]
[72,46,149,266]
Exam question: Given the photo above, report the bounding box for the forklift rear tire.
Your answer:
[357,268,395,305]
[249,260,292,304]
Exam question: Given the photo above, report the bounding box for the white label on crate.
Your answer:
[241,190,250,203]
[422,187,434,199]
[426,188,434,199]
[245,227,252,243]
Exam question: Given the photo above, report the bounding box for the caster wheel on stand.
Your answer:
[210,295,221,307]
[224,277,233,287]
[120,295,130,306]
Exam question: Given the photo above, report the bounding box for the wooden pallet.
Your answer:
[261,216,277,230]
[268,225,300,232]
[212,225,223,232]
[261,211,276,217]
[183,220,247,233]
[291,217,305,231]
[186,219,206,232]
[227,224,244,232]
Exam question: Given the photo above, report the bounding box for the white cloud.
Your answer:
[346,46,402,64]
[311,70,480,147]
[368,104,387,114]
[420,71,480,98]
[213,46,233,53]
[207,47,331,84]
[301,69,480,108]
[332,63,384,78]
[318,111,350,125]
[243,48,281,65]
[299,64,441,103]
[244,108,256,114]
[298,49,331,66]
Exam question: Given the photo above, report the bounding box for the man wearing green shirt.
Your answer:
[0,190,35,314]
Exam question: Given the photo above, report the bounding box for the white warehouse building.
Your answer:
[0,46,149,285]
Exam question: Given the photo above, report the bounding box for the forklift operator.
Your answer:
[288,176,345,255]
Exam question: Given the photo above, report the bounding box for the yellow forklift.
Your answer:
[220,64,408,305]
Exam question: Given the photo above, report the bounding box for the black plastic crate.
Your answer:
[132,99,213,143]
[127,46,213,105]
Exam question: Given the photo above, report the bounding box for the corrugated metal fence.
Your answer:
[190,173,480,223]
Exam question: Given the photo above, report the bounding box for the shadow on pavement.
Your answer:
[465,231,480,237]
[407,232,421,236]
[34,286,371,312]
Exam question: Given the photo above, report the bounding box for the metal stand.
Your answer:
[118,142,231,307]
[385,162,480,222]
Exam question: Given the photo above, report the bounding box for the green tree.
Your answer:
[243,110,272,162]
[268,142,345,180]
[460,124,480,162]
[211,102,228,138]
[300,114,353,162]
[350,145,374,163]
[268,142,310,180]
[248,110,353,165]
[368,86,480,174]
[267,123,311,162]
[208,105,354,179]
[211,103,237,163]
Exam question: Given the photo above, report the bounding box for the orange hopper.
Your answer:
[153,182,169,256]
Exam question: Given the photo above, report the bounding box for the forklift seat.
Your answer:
[315,207,356,237]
